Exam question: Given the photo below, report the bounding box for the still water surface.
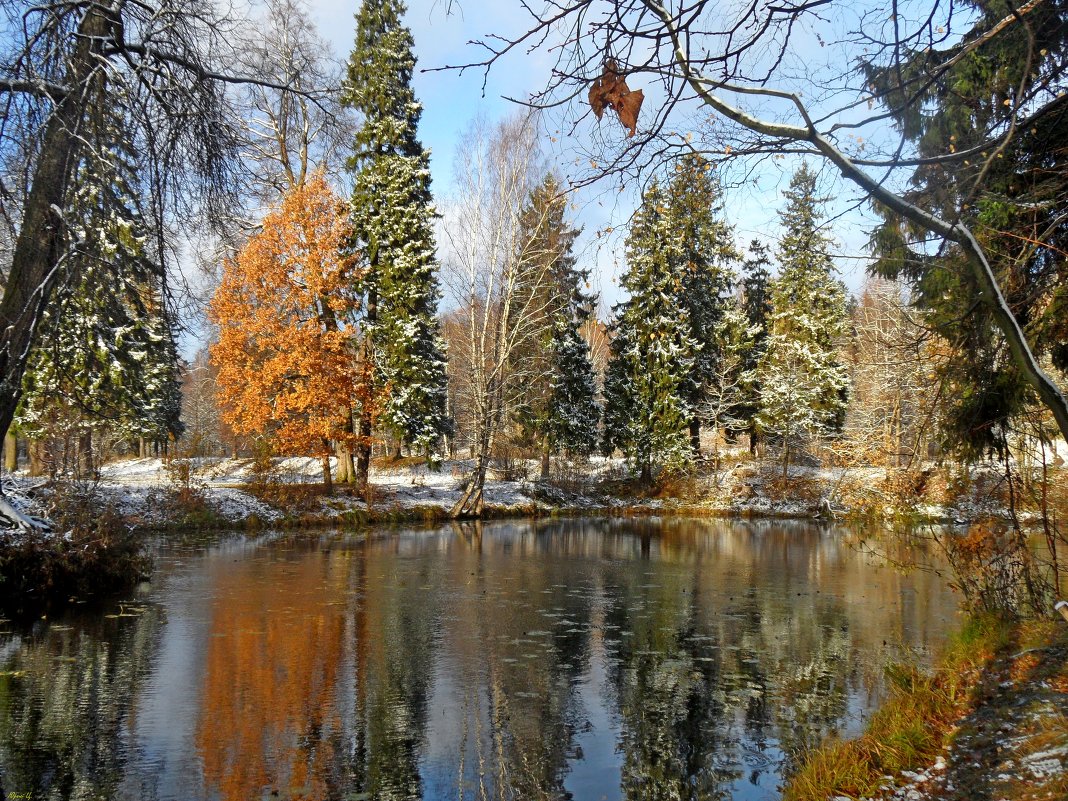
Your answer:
[0,517,957,801]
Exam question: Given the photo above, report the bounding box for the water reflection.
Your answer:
[0,518,957,801]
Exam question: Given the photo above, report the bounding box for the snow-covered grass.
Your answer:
[4,453,1056,532]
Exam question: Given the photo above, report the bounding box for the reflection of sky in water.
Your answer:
[0,519,958,801]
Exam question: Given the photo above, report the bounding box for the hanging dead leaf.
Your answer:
[588,59,644,137]
[616,88,643,137]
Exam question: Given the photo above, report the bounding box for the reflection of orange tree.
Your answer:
[194,555,349,801]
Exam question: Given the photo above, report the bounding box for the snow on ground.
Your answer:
[0,474,51,533]
[4,453,1052,530]
[92,456,548,523]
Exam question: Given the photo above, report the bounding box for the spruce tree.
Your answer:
[738,239,773,451]
[602,181,695,481]
[510,175,599,475]
[741,240,773,347]
[665,155,739,453]
[17,88,182,466]
[343,0,450,476]
[756,164,850,475]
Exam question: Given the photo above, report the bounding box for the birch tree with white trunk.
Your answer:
[442,115,561,518]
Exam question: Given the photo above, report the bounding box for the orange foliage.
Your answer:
[209,173,367,458]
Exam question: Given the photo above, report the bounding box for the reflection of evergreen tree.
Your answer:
[602,565,737,800]
[353,542,442,801]
[0,608,163,799]
[473,528,594,800]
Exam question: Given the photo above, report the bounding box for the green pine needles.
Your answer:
[755,164,851,475]
[344,0,451,458]
[603,179,700,481]
[18,85,182,452]
[511,174,600,467]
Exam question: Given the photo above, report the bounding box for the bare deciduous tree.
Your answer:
[442,114,559,517]
[846,278,942,468]
[235,0,354,203]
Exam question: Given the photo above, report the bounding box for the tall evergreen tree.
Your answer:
[343,0,451,480]
[603,181,696,481]
[17,87,182,468]
[510,175,600,476]
[738,240,774,451]
[863,1,1068,457]
[741,241,773,348]
[756,164,850,475]
[665,156,739,453]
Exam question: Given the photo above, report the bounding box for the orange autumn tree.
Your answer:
[209,173,365,492]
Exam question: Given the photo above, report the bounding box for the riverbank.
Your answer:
[3,454,1051,533]
[0,454,1058,615]
[784,613,1068,801]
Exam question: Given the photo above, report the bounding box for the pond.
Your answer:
[0,517,958,801]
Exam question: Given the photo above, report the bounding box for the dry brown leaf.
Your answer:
[588,59,643,138]
[616,89,643,137]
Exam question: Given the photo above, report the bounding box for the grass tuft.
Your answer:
[783,613,1014,801]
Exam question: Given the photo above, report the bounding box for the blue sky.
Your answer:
[305,0,880,312]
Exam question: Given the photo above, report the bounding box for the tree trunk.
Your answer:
[355,286,377,490]
[336,441,355,484]
[355,416,372,488]
[0,7,116,442]
[540,443,550,481]
[3,432,16,473]
[78,431,93,478]
[748,423,759,456]
[689,418,701,458]
[139,437,147,459]
[321,452,333,496]
[29,439,45,477]
[640,459,652,484]
[451,421,492,519]
[450,451,488,519]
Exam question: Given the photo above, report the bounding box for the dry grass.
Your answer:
[783,614,1013,801]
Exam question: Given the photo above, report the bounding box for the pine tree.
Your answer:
[602,181,695,481]
[665,155,739,453]
[17,89,182,469]
[701,305,756,438]
[756,164,850,476]
[738,239,774,451]
[546,319,600,457]
[741,240,773,348]
[510,175,600,475]
[343,0,450,477]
